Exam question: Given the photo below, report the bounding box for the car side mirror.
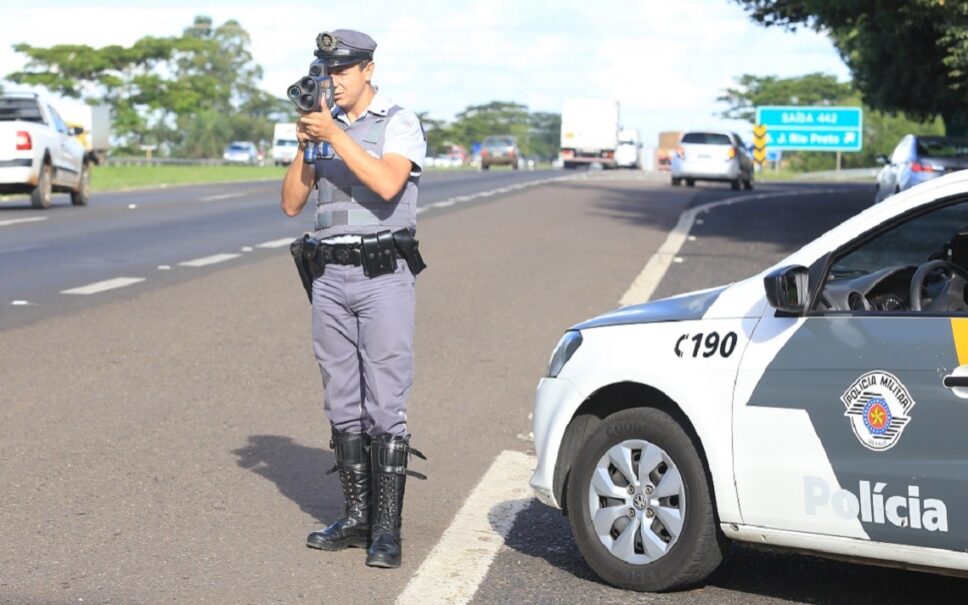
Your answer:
[875,155,889,165]
[764,265,810,314]
[70,126,84,136]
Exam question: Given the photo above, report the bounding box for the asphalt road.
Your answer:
[3,171,964,604]
[0,168,563,331]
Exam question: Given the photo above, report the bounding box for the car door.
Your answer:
[47,105,82,187]
[733,197,968,553]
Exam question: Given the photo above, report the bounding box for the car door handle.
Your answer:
[943,375,968,388]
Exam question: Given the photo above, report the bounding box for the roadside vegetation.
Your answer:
[89,165,286,192]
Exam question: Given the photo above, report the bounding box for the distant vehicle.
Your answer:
[59,102,111,165]
[0,93,89,208]
[670,131,754,191]
[875,135,968,203]
[480,135,520,170]
[656,131,682,171]
[272,123,299,166]
[223,141,262,166]
[615,128,642,169]
[559,98,619,169]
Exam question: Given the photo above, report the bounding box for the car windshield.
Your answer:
[275,140,298,147]
[917,137,968,159]
[484,137,514,148]
[227,144,250,152]
[681,132,732,145]
[0,98,43,123]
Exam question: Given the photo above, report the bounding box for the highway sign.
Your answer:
[755,106,863,152]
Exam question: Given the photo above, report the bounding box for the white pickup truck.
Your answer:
[0,93,90,208]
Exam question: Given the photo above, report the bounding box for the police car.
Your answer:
[531,170,968,592]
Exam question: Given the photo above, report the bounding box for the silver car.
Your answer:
[875,135,968,203]
[671,131,754,190]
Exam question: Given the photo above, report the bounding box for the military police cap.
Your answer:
[315,29,377,65]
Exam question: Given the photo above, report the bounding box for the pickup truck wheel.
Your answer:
[567,407,725,592]
[31,163,53,209]
[71,163,91,206]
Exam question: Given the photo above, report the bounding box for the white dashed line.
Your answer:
[396,450,534,605]
[200,193,243,202]
[0,217,47,227]
[415,207,428,214]
[431,200,456,208]
[178,253,241,267]
[61,277,146,295]
[158,265,171,270]
[10,300,30,306]
[128,204,137,209]
[241,246,253,252]
[256,238,295,249]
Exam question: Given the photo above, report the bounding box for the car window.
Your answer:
[916,137,968,159]
[681,132,732,145]
[47,106,68,134]
[819,199,968,313]
[483,137,515,148]
[0,98,44,123]
[890,137,910,164]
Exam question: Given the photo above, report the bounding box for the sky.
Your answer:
[0,0,852,147]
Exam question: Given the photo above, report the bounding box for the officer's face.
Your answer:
[330,61,375,109]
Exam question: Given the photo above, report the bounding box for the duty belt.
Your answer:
[289,229,428,303]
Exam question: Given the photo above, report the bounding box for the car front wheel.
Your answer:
[567,407,725,592]
[71,163,91,206]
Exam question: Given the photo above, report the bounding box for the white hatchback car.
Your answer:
[532,170,968,591]
[671,131,754,191]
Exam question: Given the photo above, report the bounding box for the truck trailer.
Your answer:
[559,98,619,169]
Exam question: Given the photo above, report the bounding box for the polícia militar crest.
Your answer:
[841,371,915,451]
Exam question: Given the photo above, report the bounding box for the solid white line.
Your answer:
[396,450,535,605]
[618,188,842,306]
[432,200,456,208]
[256,238,294,249]
[61,277,145,295]
[178,253,241,267]
[0,217,47,227]
[200,193,243,202]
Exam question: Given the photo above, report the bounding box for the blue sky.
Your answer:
[0,0,851,145]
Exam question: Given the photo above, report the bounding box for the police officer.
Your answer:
[280,29,427,569]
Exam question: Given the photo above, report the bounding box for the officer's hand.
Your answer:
[298,109,338,143]
[295,122,312,147]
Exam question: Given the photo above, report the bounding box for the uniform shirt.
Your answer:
[322,88,426,245]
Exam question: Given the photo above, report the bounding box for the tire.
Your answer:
[482,163,490,171]
[567,408,725,592]
[563,161,576,170]
[31,162,53,209]
[671,177,681,186]
[730,179,741,191]
[71,163,91,206]
[743,177,753,191]
[512,161,519,170]
[685,179,695,187]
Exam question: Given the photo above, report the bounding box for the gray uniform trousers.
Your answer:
[311,258,414,438]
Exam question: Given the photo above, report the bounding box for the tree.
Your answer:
[733,0,968,136]
[528,112,561,161]
[7,15,292,156]
[451,101,531,153]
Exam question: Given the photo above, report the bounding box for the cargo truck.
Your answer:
[59,102,111,164]
[559,98,619,169]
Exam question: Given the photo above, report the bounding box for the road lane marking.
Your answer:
[0,217,47,227]
[178,253,241,267]
[200,193,243,202]
[619,188,842,306]
[11,300,30,305]
[61,277,146,295]
[396,450,534,605]
[432,200,456,208]
[158,265,171,270]
[256,238,295,249]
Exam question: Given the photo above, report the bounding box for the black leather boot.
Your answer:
[307,430,371,551]
[365,435,426,568]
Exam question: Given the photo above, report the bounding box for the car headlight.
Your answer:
[546,330,582,378]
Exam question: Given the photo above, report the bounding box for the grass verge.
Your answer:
[91,164,287,192]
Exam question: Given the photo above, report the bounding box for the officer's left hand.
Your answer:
[297,109,339,143]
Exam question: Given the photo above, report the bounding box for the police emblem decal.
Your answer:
[841,371,915,451]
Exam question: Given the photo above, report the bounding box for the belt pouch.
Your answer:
[290,235,321,303]
[360,231,397,277]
